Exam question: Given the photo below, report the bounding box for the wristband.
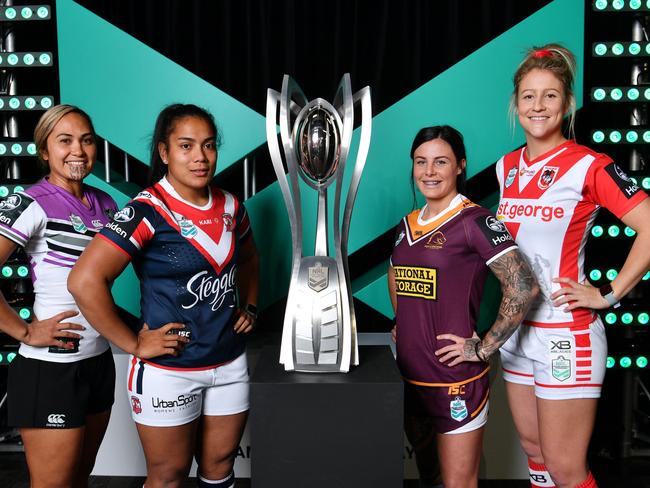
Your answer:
[599,283,620,309]
[474,341,487,362]
[243,303,258,319]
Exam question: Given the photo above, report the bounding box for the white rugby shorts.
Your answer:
[126,352,249,426]
[500,318,606,400]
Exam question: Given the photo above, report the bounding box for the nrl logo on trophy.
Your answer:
[266,74,371,372]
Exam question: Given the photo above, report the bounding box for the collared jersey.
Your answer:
[392,194,517,385]
[99,177,251,370]
[0,178,117,362]
[496,140,647,329]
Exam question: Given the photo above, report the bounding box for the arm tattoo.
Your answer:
[479,250,539,360]
[463,338,480,361]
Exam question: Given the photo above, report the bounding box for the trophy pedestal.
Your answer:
[250,345,403,487]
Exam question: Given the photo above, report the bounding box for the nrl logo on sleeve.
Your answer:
[0,194,21,210]
[538,166,559,190]
[114,206,135,223]
[605,163,640,199]
[308,262,329,292]
[394,230,405,247]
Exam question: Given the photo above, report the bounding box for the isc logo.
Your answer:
[448,385,466,395]
[47,413,66,425]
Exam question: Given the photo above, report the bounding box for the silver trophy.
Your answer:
[266,74,371,373]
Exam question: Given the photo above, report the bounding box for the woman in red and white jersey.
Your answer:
[496,44,650,488]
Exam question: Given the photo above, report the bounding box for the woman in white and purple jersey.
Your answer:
[0,105,118,487]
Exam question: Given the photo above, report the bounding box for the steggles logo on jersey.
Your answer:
[114,206,135,223]
[0,194,21,210]
[395,230,405,247]
[505,167,517,188]
[605,163,641,199]
[551,355,571,382]
[393,265,437,300]
[179,217,198,239]
[424,230,446,249]
[222,212,235,231]
[520,167,535,177]
[538,166,559,190]
[182,267,237,311]
[69,213,87,233]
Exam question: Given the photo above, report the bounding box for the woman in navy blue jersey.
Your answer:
[69,104,259,488]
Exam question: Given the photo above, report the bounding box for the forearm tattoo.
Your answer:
[478,251,538,360]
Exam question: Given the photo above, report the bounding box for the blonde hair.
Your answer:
[509,43,577,138]
[33,104,96,166]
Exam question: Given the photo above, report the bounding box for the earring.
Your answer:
[163,160,168,164]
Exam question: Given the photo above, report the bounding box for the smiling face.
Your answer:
[413,138,464,213]
[517,68,568,149]
[41,112,96,191]
[158,115,217,204]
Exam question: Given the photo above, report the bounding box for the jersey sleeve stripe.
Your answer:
[42,257,74,269]
[0,223,28,246]
[97,233,135,259]
[485,245,518,266]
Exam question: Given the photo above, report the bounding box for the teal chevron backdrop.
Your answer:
[57,0,583,319]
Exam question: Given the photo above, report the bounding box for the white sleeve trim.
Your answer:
[486,245,518,266]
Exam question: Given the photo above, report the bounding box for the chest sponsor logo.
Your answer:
[497,201,565,223]
[424,230,446,250]
[222,212,235,231]
[131,396,142,414]
[551,355,571,382]
[0,194,21,210]
[182,267,237,312]
[520,167,535,177]
[114,206,135,223]
[605,163,640,199]
[505,167,517,188]
[308,263,329,292]
[477,215,514,248]
[450,397,468,422]
[393,266,437,300]
[395,230,405,247]
[46,413,66,427]
[179,217,198,238]
[447,384,466,396]
[69,213,87,233]
[538,166,559,190]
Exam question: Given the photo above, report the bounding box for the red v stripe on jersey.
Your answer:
[137,184,236,274]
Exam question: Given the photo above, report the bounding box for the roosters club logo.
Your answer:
[131,396,142,414]
[222,213,235,231]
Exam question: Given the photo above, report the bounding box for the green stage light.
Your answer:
[628,88,640,100]
[23,53,34,65]
[0,96,54,112]
[612,43,625,55]
[592,131,605,143]
[0,6,50,21]
[613,0,625,7]
[27,143,36,155]
[638,312,649,325]
[594,43,608,56]
[7,54,18,65]
[18,308,30,319]
[7,352,15,363]
[644,131,650,143]
[631,177,638,184]
[631,0,642,7]
[608,225,620,237]
[606,269,618,280]
[609,131,622,143]
[606,356,615,368]
[40,97,52,109]
[0,51,53,67]
[595,0,608,8]
[622,312,634,324]
[605,312,617,324]
[637,356,648,368]
[626,131,639,143]
[592,129,650,144]
[624,226,636,236]
[0,142,42,157]
[629,43,641,55]
[590,269,602,281]
[8,97,19,109]
[11,143,21,155]
[642,177,650,190]
[17,265,28,277]
[646,43,650,55]
[610,88,623,100]
[38,53,51,65]
[14,185,24,192]
[591,225,604,237]
[24,97,36,109]
[2,266,13,277]
[0,144,6,155]
[620,356,632,368]
[644,271,650,281]
[37,6,49,18]
[0,186,8,197]
[593,88,606,100]
[21,7,32,19]
[4,7,16,19]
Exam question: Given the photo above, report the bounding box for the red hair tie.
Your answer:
[533,49,553,58]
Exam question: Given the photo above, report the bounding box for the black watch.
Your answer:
[599,283,620,309]
[243,303,258,319]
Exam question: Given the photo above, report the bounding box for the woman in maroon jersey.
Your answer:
[497,44,650,488]
[389,125,538,488]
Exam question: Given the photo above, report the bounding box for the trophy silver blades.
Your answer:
[266,74,371,373]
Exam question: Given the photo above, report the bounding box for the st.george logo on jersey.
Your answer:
[450,396,468,422]
[69,213,87,233]
[538,166,559,190]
